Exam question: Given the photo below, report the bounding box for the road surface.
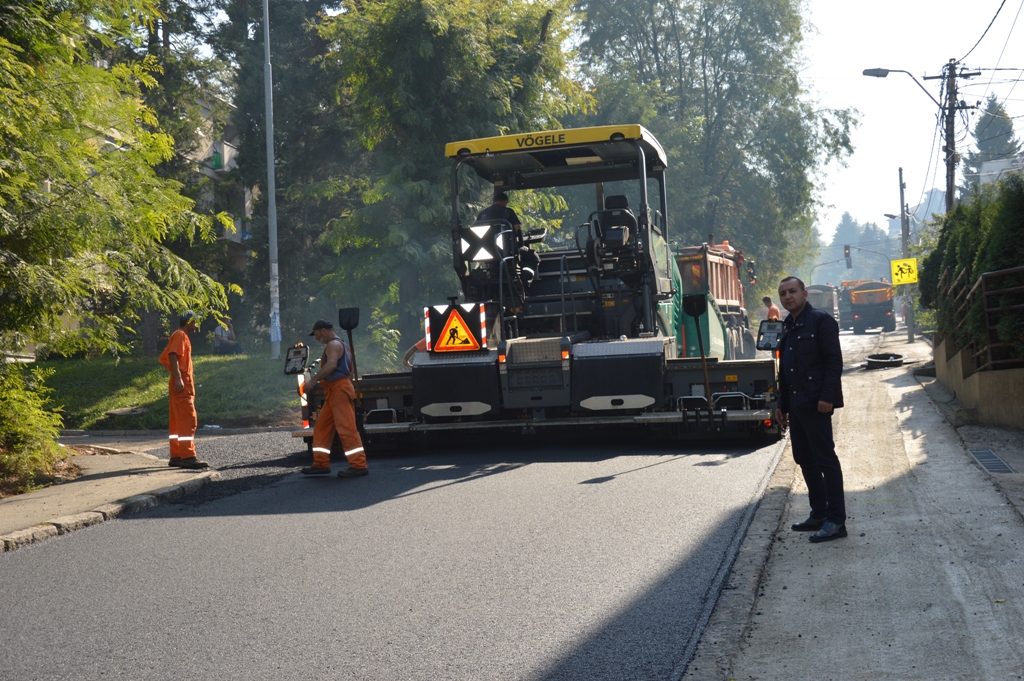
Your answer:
[0,331,878,680]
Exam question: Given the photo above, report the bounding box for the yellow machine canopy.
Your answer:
[445,125,668,189]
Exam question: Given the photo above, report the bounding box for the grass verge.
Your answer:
[40,354,303,430]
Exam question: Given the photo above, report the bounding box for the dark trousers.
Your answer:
[789,403,846,525]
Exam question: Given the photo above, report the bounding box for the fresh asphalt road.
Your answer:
[0,332,875,680]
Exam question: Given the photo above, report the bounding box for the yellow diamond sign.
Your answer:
[891,257,919,285]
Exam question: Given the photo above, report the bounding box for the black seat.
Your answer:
[605,194,630,210]
[593,195,636,248]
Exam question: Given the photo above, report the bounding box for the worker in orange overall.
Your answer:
[301,319,368,478]
[158,311,209,469]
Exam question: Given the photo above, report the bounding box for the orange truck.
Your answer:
[844,280,895,334]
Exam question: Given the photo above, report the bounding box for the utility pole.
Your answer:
[262,0,282,359]
[944,61,957,212]
[924,59,980,212]
[899,167,915,343]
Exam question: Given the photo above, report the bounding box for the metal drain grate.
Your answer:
[969,449,1014,473]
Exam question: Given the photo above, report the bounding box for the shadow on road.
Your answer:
[135,437,770,519]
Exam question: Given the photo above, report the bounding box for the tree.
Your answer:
[809,213,894,286]
[214,0,369,352]
[961,93,1021,199]
[1,0,229,484]
[572,0,856,287]
[314,0,590,345]
[922,175,1024,359]
[1,0,230,353]
[102,0,240,355]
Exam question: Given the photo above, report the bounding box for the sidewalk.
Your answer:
[0,442,218,552]
[688,332,1024,680]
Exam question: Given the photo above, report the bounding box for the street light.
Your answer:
[263,0,282,359]
[862,68,942,108]
[864,62,979,214]
[809,258,845,285]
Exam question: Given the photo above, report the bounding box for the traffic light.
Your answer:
[844,244,852,269]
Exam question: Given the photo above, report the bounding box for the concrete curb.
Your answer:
[60,427,296,437]
[683,445,796,681]
[0,470,219,553]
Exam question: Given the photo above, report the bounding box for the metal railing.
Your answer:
[969,265,1024,371]
[939,264,1024,372]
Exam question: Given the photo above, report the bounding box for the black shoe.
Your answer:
[337,467,369,478]
[791,516,827,532]
[809,521,848,543]
[301,466,330,476]
[176,457,210,470]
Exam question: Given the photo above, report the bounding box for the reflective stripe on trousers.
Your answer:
[168,380,197,459]
[311,376,366,469]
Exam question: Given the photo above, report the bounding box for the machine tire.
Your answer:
[883,320,896,332]
[741,330,757,359]
[853,324,865,335]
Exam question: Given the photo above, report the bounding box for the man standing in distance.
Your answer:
[763,295,781,321]
[776,277,846,542]
[302,319,368,477]
[158,312,209,469]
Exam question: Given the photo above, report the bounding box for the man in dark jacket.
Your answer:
[776,276,847,542]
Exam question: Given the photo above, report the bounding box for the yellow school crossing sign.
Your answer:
[891,257,919,285]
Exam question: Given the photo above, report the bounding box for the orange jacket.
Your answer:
[159,329,194,390]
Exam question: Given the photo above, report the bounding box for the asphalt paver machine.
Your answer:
[289,125,781,452]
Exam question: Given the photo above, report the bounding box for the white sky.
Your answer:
[802,0,1024,243]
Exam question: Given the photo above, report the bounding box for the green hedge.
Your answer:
[920,174,1024,359]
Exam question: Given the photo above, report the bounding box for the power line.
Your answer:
[974,125,1024,146]
[962,79,1024,87]
[983,0,1024,111]
[917,116,942,207]
[961,0,1009,61]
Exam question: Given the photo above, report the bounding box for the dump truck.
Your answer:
[674,242,757,360]
[287,125,781,453]
[846,280,895,334]
[838,280,870,330]
[806,284,840,323]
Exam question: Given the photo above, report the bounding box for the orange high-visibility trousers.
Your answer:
[168,380,198,460]
[311,376,366,469]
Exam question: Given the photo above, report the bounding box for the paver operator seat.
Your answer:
[586,194,641,282]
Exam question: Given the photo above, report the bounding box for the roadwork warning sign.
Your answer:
[434,309,481,352]
[891,257,919,285]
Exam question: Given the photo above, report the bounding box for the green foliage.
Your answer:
[214,0,360,342]
[0,0,231,356]
[961,94,1021,199]
[0,364,64,492]
[1,0,235,483]
[313,0,590,344]
[572,0,856,287]
[921,175,1024,359]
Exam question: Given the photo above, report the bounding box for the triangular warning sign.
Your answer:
[434,309,480,352]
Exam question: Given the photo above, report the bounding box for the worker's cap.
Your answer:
[179,310,197,324]
[309,319,333,335]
